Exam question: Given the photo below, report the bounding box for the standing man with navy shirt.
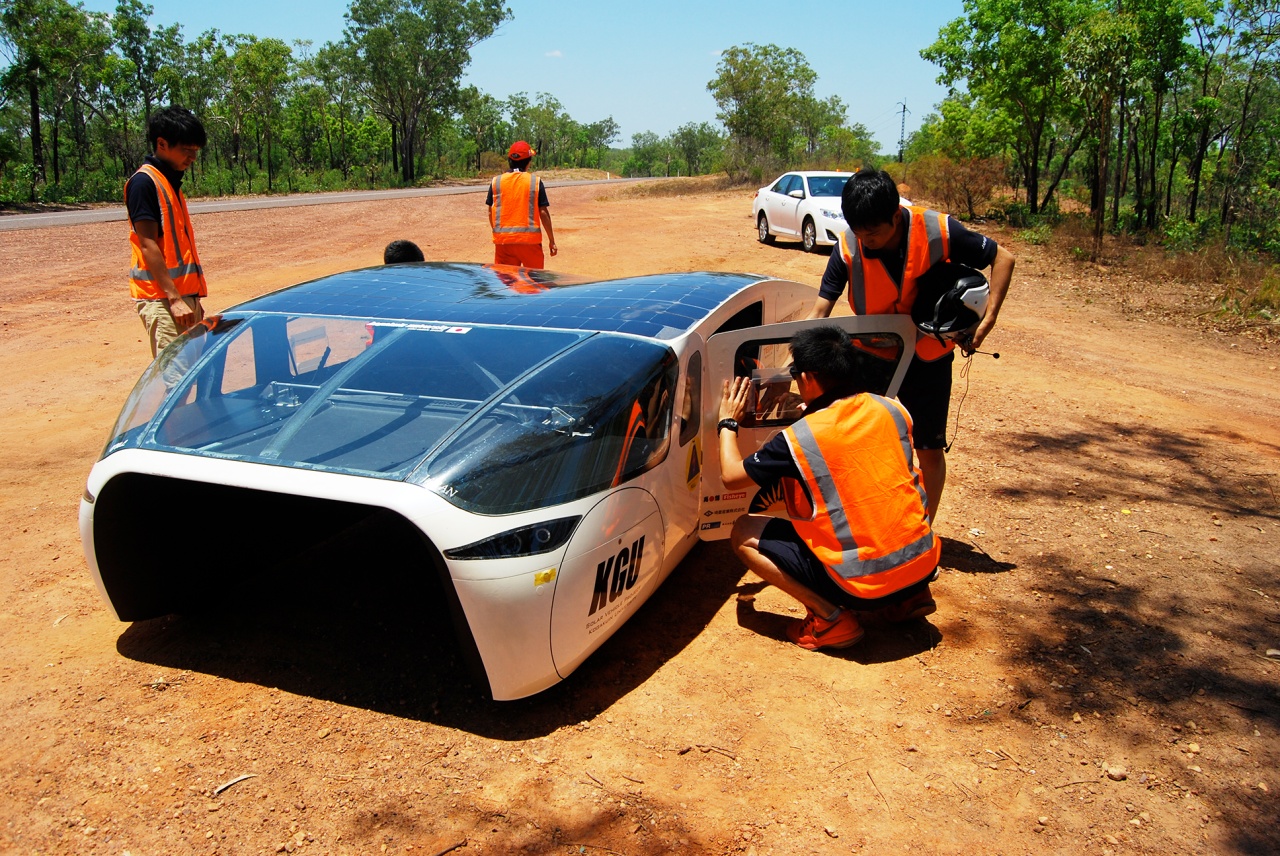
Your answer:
[809,169,1015,524]
[125,106,209,358]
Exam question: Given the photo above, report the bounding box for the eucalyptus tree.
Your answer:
[342,0,509,184]
[923,0,1095,213]
[0,0,104,190]
[707,42,817,166]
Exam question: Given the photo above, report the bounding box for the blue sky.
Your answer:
[81,0,966,153]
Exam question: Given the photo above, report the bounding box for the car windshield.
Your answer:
[103,314,678,513]
[416,335,677,514]
[105,314,587,479]
[805,176,850,197]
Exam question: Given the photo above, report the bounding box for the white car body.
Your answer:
[753,171,854,253]
[80,263,914,700]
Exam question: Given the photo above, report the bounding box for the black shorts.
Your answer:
[897,351,954,450]
[757,518,935,612]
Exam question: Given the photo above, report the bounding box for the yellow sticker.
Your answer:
[686,439,702,489]
[534,567,558,587]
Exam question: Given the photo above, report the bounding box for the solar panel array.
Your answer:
[234,263,763,340]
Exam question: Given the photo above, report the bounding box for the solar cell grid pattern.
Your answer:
[235,264,761,339]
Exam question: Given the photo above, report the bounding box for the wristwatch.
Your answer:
[717,418,739,434]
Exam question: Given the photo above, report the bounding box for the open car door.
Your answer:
[698,314,917,541]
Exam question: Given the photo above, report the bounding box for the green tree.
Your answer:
[343,0,509,184]
[707,43,816,165]
[0,0,101,192]
[923,0,1094,213]
[669,121,723,175]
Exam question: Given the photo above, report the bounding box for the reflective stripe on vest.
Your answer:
[127,164,206,299]
[490,171,542,243]
[785,395,937,589]
[839,205,952,360]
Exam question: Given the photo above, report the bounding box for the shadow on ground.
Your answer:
[116,539,745,739]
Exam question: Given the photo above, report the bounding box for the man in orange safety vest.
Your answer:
[808,169,1015,526]
[125,106,209,358]
[718,326,940,651]
[486,140,558,268]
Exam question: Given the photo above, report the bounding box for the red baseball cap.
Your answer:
[507,140,535,161]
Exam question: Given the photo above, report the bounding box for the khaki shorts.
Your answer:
[136,295,204,358]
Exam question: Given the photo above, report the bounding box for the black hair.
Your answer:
[840,168,901,230]
[148,106,207,151]
[789,326,873,397]
[507,157,529,170]
[383,240,425,264]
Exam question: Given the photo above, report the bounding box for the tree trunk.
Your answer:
[27,70,45,194]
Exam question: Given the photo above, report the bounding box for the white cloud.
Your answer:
[545,49,563,58]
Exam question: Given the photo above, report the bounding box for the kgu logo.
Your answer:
[587,536,645,617]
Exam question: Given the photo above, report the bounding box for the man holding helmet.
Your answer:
[808,168,1014,524]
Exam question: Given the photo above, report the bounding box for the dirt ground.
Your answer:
[1,180,1278,856]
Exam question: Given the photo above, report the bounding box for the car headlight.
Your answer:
[820,209,845,222]
[444,516,581,560]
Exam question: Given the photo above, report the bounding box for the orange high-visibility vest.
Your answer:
[783,394,939,599]
[838,205,951,361]
[489,171,543,245]
[126,163,207,300]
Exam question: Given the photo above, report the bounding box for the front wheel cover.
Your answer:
[802,219,817,252]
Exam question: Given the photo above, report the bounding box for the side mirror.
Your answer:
[788,189,805,199]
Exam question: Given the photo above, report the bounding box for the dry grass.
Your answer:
[615,173,752,199]
[1028,214,1280,337]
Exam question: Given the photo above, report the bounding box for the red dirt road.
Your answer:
[1,181,1278,855]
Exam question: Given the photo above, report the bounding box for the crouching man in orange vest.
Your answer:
[718,326,940,650]
[487,140,557,269]
[126,106,209,358]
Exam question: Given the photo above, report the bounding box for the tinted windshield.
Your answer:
[418,336,677,514]
[806,176,851,197]
[110,314,587,478]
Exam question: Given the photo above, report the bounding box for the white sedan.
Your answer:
[80,263,914,700]
[753,171,853,253]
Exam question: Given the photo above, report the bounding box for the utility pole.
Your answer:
[896,101,910,164]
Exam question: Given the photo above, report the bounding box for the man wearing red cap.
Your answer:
[486,140,558,268]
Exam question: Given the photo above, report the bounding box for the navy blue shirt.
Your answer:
[819,209,998,303]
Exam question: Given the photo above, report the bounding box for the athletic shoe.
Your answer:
[876,587,937,623]
[786,608,865,650]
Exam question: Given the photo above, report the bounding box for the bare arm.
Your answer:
[970,244,1013,349]
[717,377,755,489]
[539,207,557,256]
[134,220,196,326]
[807,296,836,320]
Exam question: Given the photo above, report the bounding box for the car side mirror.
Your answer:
[788,189,804,199]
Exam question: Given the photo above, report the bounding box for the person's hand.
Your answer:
[548,241,558,256]
[720,376,750,423]
[169,295,197,329]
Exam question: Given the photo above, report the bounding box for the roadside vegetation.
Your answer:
[1,0,1275,327]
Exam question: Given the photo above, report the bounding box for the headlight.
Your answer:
[444,516,581,560]
[820,209,844,221]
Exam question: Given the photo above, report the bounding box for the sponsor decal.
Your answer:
[703,507,746,517]
[587,536,645,617]
[720,491,747,501]
[700,521,722,531]
[406,323,472,334]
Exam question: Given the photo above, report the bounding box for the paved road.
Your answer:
[0,177,643,232]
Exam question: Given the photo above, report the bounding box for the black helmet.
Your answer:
[912,262,990,345]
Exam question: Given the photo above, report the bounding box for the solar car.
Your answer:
[80,263,914,699]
